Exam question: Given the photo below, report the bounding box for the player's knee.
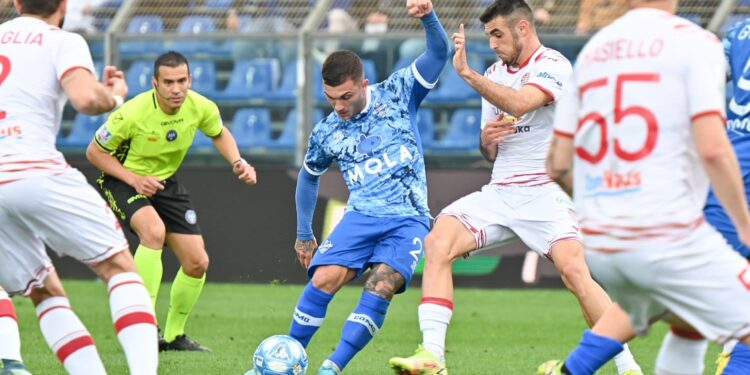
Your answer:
[137,224,166,249]
[425,232,455,262]
[182,254,209,277]
[310,267,348,293]
[28,283,66,306]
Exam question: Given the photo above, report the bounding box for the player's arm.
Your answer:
[546,134,574,196]
[452,25,550,118]
[295,168,320,270]
[479,114,516,162]
[210,126,257,185]
[410,0,450,97]
[62,66,126,115]
[86,140,165,197]
[694,114,750,239]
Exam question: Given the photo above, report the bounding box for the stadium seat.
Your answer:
[190,130,214,152]
[189,60,217,97]
[392,57,412,72]
[267,61,322,102]
[231,108,273,149]
[215,59,280,100]
[125,60,154,97]
[170,16,217,55]
[93,60,104,80]
[269,108,325,150]
[120,15,164,56]
[431,108,482,152]
[722,14,747,33]
[60,113,108,148]
[427,57,484,103]
[416,108,435,149]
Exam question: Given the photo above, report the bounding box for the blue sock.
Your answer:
[328,292,390,370]
[288,282,334,347]
[723,342,750,374]
[564,330,624,375]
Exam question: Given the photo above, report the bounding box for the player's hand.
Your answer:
[407,0,432,18]
[233,160,257,185]
[294,238,318,270]
[481,114,516,149]
[102,65,128,99]
[131,175,165,197]
[452,24,472,77]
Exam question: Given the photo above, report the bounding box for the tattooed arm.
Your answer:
[546,135,575,196]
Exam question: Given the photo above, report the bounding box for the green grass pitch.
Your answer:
[13,280,722,374]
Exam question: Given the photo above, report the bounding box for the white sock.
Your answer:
[418,300,453,362]
[35,296,106,375]
[614,343,642,374]
[0,291,22,361]
[655,330,708,375]
[108,272,159,375]
[723,339,738,355]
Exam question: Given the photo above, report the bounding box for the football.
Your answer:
[247,335,308,375]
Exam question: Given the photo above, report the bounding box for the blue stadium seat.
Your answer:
[93,60,104,80]
[216,59,280,100]
[203,0,233,8]
[125,60,154,97]
[170,16,217,55]
[722,14,747,33]
[267,61,322,102]
[190,130,214,152]
[120,15,164,56]
[416,108,435,149]
[60,113,108,148]
[431,109,482,152]
[392,57,412,72]
[427,57,484,103]
[231,108,273,149]
[269,108,325,150]
[189,60,217,97]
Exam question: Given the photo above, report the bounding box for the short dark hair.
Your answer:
[18,0,63,17]
[479,0,534,27]
[154,51,190,78]
[322,50,363,87]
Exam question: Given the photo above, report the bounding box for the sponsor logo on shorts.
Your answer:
[185,209,197,224]
[96,125,113,144]
[318,240,333,254]
[166,130,178,142]
[584,170,642,197]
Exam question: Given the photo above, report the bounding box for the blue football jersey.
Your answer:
[725,18,750,171]
[304,65,432,217]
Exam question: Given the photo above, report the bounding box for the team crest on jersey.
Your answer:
[373,103,389,118]
[521,72,531,85]
[356,134,382,156]
[166,129,178,142]
[184,209,197,224]
[95,125,113,144]
[318,240,333,254]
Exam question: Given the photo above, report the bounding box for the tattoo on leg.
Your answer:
[364,264,404,301]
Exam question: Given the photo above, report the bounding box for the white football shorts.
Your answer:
[0,169,128,295]
[586,223,750,343]
[438,183,581,256]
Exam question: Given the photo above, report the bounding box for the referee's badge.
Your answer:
[185,209,197,224]
[166,129,178,142]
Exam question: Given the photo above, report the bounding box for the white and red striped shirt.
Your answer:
[554,8,726,250]
[0,17,95,184]
[482,46,572,186]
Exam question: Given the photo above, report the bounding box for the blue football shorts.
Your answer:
[308,211,430,293]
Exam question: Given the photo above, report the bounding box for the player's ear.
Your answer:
[151,75,157,89]
[361,78,369,90]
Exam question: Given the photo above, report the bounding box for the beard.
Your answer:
[503,30,523,67]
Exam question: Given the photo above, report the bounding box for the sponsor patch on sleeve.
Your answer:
[95,124,113,144]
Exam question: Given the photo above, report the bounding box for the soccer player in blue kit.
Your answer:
[656,17,750,375]
[288,0,449,373]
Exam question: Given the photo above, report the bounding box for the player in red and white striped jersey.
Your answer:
[0,1,157,374]
[390,1,640,374]
[542,0,750,373]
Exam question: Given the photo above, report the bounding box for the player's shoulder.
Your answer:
[533,47,571,67]
[117,90,156,120]
[185,90,219,112]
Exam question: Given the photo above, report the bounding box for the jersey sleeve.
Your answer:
[686,31,727,122]
[380,67,419,105]
[303,122,333,176]
[54,32,96,80]
[553,74,580,138]
[525,53,572,104]
[94,109,131,152]
[198,99,223,137]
